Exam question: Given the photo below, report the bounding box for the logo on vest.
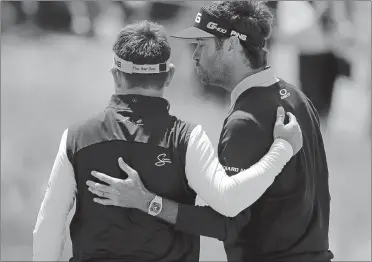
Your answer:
[117,116,143,126]
[222,165,246,173]
[155,153,172,167]
[279,88,290,100]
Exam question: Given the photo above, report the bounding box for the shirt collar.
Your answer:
[108,94,170,115]
[230,67,279,107]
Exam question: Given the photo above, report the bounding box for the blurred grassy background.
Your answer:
[1,1,371,261]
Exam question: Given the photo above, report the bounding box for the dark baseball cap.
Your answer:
[171,7,265,48]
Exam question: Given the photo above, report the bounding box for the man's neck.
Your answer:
[228,67,265,93]
[116,87,164,98]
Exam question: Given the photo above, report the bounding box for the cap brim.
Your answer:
[171,26,214,40]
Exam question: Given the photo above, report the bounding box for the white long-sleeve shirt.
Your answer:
[185,125,293,217]
[33,129,76,261]
[33,126,292,261]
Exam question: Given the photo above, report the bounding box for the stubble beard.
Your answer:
[208,65,231,88]
[198,53,231,88]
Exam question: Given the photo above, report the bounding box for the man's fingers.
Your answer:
[285,112,298,130]
[93,198,115,206]
[91,171,117,186]
[88,186,108,198]
[275,107,285,126]
[287,112,297,123]
[118,158,138,178]
[86,180,120,195]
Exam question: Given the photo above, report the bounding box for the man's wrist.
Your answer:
[273,138,294,156]
[139,190,156,213]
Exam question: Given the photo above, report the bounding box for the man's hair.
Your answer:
[204,1,273,69]
[112,21,171,89]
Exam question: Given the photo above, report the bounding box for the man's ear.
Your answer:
[164,64,176,88]
[226,35,240,52]
[111,68,122,88]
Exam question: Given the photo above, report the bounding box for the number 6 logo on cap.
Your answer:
[195,13,202,23]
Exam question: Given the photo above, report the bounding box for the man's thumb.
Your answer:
[118,158,136,178]
[275,107,285,126]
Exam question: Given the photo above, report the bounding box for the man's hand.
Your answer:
[273,107,303,154]
[86,158,155,212]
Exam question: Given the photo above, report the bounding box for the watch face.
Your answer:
[150,202,161,213]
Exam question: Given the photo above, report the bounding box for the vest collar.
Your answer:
[230,67,279,108]
[108,94,170,115]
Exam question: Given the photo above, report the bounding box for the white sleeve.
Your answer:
[185,125,293,217]
[33,129,77,261]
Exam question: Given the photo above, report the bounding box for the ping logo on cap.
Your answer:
[193,7,264,48]
[231,30,247,41]
[205,21,247,41]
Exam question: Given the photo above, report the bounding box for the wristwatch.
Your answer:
[148,195,163,216]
